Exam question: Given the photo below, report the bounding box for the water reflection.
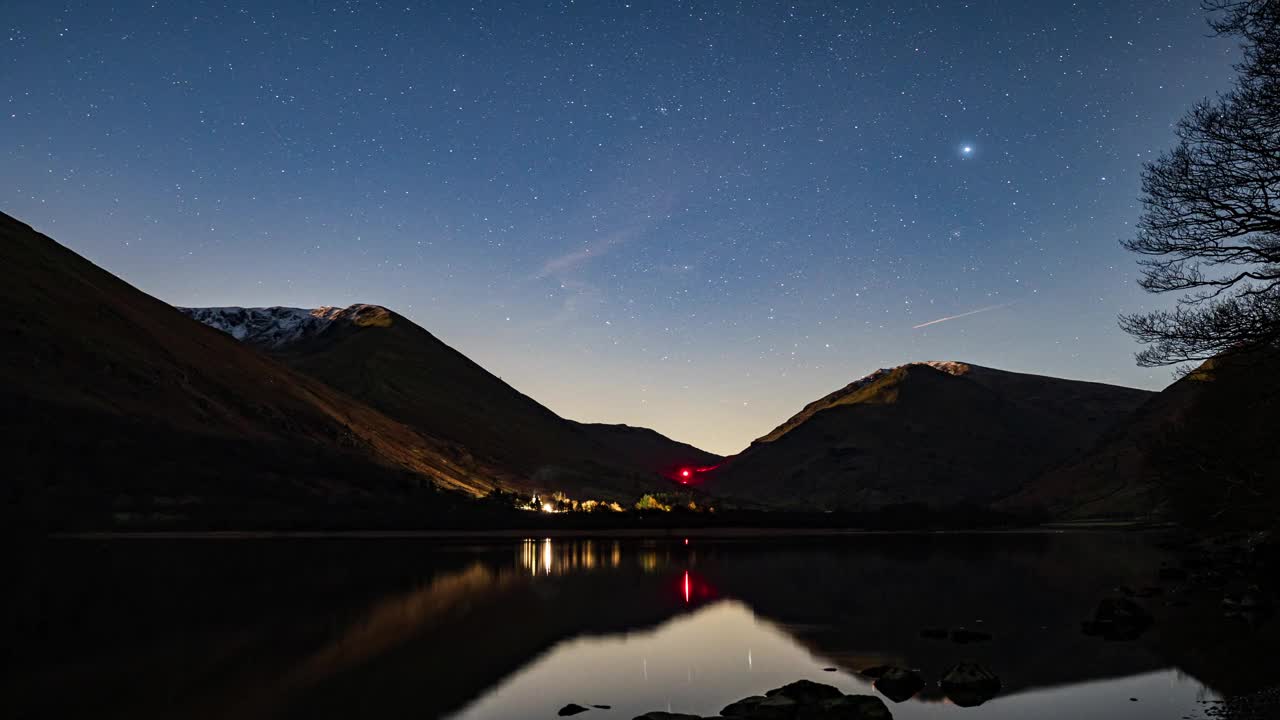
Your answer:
[4,534,1271,720]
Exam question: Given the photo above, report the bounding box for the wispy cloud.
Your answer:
[912,301,1015,329]
[535,226,640,279]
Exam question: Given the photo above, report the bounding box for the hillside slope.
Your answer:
[179,305,720,500]
[1004,349,1280,526]
[0,211,514,529]
[701,361,1152,510]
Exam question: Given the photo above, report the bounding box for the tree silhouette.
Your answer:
[1120,1,1280,366]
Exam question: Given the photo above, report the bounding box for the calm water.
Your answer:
[4,532,1264,719]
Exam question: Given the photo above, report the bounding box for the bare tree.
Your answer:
[1120,1,1280,366]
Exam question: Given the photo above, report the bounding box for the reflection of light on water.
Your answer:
[747,648,752,671]
[520,539,538,577]
[516,539,629,576]
[683,571,690,604]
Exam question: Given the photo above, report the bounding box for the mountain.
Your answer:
[1004,348,1280,526]
[178,305,721,499]
[0,211,519,530]
[700,361,1153,510]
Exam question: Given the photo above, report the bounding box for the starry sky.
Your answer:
[2,1,1240,455]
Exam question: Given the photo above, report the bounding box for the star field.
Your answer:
[1,1,1238,454]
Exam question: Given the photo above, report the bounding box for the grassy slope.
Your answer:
[0,211,513,528]
[705,363,1152,510]
[259,305,720,499]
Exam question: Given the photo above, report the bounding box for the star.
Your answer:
[961,145,974,156]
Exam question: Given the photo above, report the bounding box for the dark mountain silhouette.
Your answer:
[1005,348,1280,526]
[179,305,721,500]
[701,361,1152,510]
[0,211,523,529]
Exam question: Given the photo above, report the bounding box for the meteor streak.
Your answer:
[912,302,1014,329]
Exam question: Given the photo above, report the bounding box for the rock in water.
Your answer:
[872,666,925,703]
[559,704,591,716]
[765,679,845,704]
[631,713,706,720]
[797,695,893,719]
[721,696,768,717]
[949,628,992,644]
[940,662,1002,707]
[1084,597,1153,640]
[750,695,799,719]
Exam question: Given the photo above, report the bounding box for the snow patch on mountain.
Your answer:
[179,306,346,348]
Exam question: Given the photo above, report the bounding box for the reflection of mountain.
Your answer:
[4,535,1267,719]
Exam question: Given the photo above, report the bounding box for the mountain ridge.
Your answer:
[703,361,1153,510]
[179,302,721,499]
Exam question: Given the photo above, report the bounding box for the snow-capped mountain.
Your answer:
[178,306,339,348]
[178,304,390,348]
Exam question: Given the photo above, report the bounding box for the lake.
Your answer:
[3,532,1259,719]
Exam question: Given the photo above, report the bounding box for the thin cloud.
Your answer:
[912,301,1015,330]
[536,230,628,279]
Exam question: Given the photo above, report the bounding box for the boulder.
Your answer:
[765,680,845,704]
[796,695,892,720]
[940,662,1001,707]
[948,628,992,644]
[747,695,799,719]
[721,696,768,717]
[872,666,924,703]
[559,704,591,716]
[1084,597,1153,641]
[631,713,706,720]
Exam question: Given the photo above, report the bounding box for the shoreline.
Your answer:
[51,522,1174,541]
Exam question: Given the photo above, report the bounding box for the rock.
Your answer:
[631,713,706,720]
[823,667,838,672]
[720,696,768,717]
[559,704,591,716]
[1085,597,1153,641]
[940,662,1002,707]
[749,695,799,719]
[593,706,612,710]
[765,680,845,704]
[918,626,948,640]
[1224,589,1275,626]
[872,666,925,703]
[949,628,992,644]
[796,695,892,720]
[858,665,891,679]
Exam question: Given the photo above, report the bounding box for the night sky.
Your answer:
[2,1,1239,454]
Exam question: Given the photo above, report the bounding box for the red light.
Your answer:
[683,570,691,604]
[680,469,691,478]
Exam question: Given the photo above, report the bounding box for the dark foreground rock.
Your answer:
[765,680,846,704]
[1081,597,1153,641]
[559,704,591,716]
[940,662,1002,707]
[871,666,925,703]
[645,680,892,720]
[949,628,992,644]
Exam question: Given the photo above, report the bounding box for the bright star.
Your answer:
[962,145,973,155]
